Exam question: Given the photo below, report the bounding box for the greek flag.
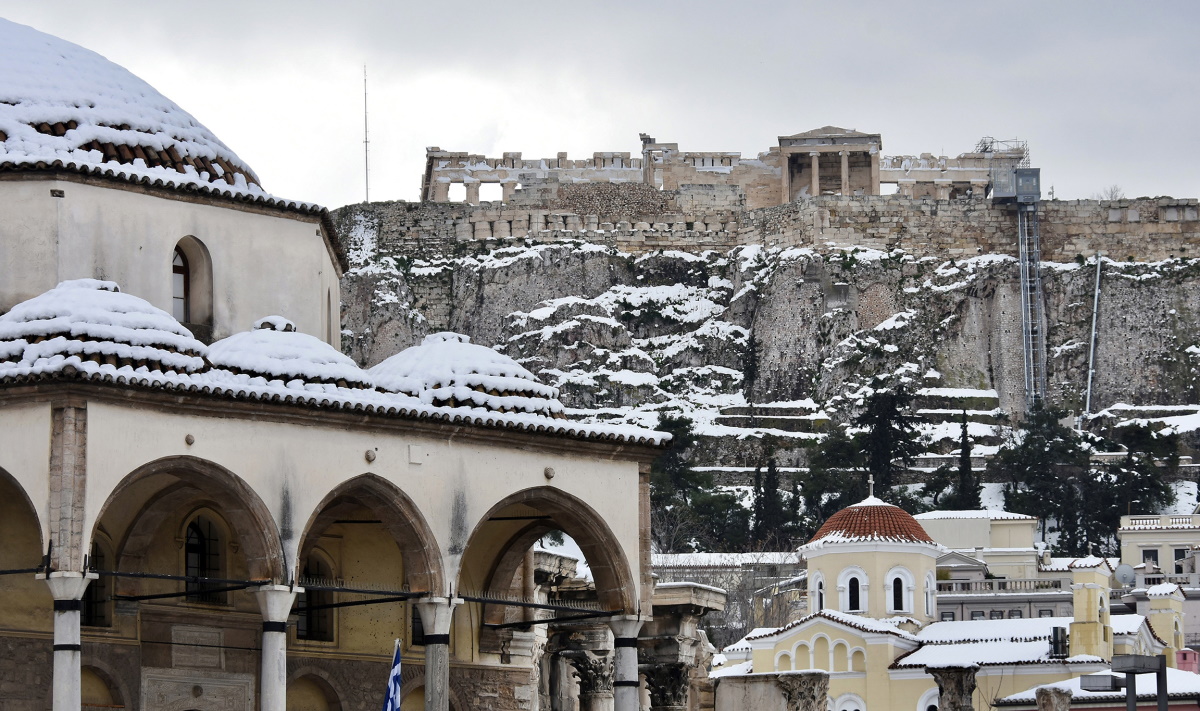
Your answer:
[381,639,402,711]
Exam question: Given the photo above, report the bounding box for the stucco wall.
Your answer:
[0,178,340,344]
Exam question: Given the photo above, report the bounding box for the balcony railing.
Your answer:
[937,578,1067,595]
[1139,573,1200,587]
[1122,515,1200,529]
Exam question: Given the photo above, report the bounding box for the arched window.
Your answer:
[925,572,937,617]
[82,540,113,627]
[892,577,904,612]
[296,554,334,641]
[172,247,190,322]
[887,566,916,614]
[848,577,861,611]
[817,579,825,610]
[838,567,868,613]
[185,515,223,603]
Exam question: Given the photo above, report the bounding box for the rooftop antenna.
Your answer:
[363,65,370,204]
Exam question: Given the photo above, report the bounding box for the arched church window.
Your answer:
[172,247,190,322]
[296,554,334,641]
[817,579,825,610]
[892,577,904,612]
[185,515,223,603]
[848,577,861,611]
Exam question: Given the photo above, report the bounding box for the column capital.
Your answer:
[43,571,95,601]
[255,584,299,624]
[608,616,645,639]
[416,596,462,635]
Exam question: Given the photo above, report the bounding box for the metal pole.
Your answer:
[1126,672,1137,711]
[1084,254,1103,416]
[363,65,370,204]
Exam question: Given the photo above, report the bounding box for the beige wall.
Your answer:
[0,179,341,344]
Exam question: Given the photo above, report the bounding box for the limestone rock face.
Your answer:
[335,203,1200,454]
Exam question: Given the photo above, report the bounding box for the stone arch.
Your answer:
[0,465,44,554]
[792,641,812,670]
[400,672,464,711]
[832,640,849,672]
[812,635,831,671]
[297,473,444,594]
[0,466,51,632]
[835,691,866,711]
[850,647,866,672]
[286,666,344,711]
[81,660,129,709]
[174,235,214,328]
[458,486,638,616]
[95,455,285,583]
[917,686,940,711]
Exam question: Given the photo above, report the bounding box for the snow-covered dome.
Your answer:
[804,496,937,549]
[370,332,564,417]
[207,316,373,390]
[0,278,208,376]
[0,18,261,193]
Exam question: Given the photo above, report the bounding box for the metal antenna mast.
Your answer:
[363,65,370,204]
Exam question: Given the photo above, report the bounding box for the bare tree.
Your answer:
[1092,184,1125,201]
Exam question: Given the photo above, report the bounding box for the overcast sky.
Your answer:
[4,1,1197,209]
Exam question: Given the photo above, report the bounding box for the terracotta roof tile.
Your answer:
[808,499,935,545]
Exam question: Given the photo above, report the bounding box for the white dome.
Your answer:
[0,278,207,375]
[0,18,262,193]
[370,332,564,417]
[208,316,372,390]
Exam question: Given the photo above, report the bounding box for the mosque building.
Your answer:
[0,17,677,711]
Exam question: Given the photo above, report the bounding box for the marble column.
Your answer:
[501,181,517,202]
[416,597,459,711]
[643,661,689,710]
[809,152,820,197]
[256,584,298,711]
[928,665,980,711]
[775,670,828,711]
[608,617,644,711]
[45,571,94,711]
[568,651,615,711]
[840,151,850,195]
[464,182,480,205]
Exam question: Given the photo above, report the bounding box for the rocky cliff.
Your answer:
[334,202,1200,466]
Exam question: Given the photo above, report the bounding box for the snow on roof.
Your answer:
[747,609,920,642]
[652,552,803,568]
[894,640,1101,669]
[709,659,753,678]
[208,317,374,390]
[1041,557,1120,573]
[723,628,782,654]
[370,333,565,417]
[0,279,207,374]
[0,282,667,446]
[914,510,1036,521]
[1109,614,1148,636]
[0,18,323,214]
[1146,582,1183,598]
[999,667,1200,705]
[917,616,1076,643]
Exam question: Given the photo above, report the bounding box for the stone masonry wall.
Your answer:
[344,195,1200,262]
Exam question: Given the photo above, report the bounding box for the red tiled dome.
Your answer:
[808,497,935,546]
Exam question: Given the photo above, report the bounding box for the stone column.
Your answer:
[840,151,849,195]
[569,651,615,711]
[869,150,881,195]
[256,585,298,711]
[609,617,644,711]
[464,181,480,205]
[934,179,953,201]
[928,665,980,711]
[45,572,94,711]
[417,597,459,711]
[1035,686,1072,711]
[809,152,820,198]
[774,670,828,711]
[502,181,517,202]
[432,181,450,202]
[643,661,689,710]
[970,178,989,199]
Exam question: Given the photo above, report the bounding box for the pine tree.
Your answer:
[947,410,981,509]
[852,378,924,501]
[757,458,788,548]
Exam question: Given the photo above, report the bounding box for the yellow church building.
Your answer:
[713,496,1182,711]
